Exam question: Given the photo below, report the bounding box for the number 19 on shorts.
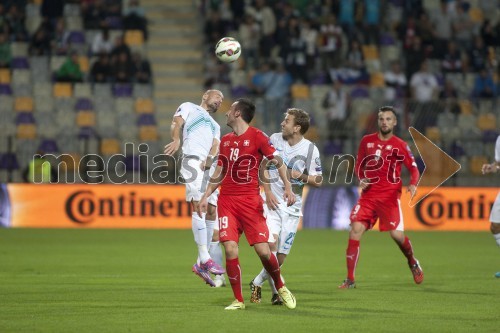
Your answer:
[219,216,228,230]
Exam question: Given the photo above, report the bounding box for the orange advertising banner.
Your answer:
[399,187,496,231]
[5,184,192,228]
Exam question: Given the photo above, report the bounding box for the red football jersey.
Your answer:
[217,127,277,196]
[355,133,420,198]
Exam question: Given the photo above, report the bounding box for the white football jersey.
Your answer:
[267,133,322,216]
[175,102,220,160]
[495,135,500,162]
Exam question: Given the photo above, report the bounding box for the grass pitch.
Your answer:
[0,229,498,333]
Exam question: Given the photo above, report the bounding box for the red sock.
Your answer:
[260,253,284,290]
[346,239,360,281]
[398,237,417,266]
[226,257,243,302]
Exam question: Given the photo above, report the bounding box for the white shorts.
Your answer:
[264,204,300,255]
[180,157,218,206]
[490,192,500,223]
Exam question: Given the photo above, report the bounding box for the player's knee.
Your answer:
[223,241,238,258]
[206,204,217,221]
[269,241,278,252]
[491,222,500,234]
[211,231,220,242]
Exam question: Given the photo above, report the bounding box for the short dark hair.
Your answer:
[286,108,310,134]
[378,106,397,118]
[235,98,256,123]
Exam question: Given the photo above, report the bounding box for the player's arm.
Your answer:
[201,138,220,171]
[197,163,225,217]
[290,170,323,187]
[355,137,370,190]
[402,144,420,199]
[269,155,296,206]
[164,115,184,155]
[260,166,280,210]
[290,146,323,187]
[482,161,500,174]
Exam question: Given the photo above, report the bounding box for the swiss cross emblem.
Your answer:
[244,140,250,146]
[223,141,230,147]
[367,143,374,148]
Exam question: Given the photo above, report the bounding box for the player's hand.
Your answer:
[164,139,180,156]
[290,169,303,182]
[359,178,370,190]
[407,184,417,200]
[197,197,208,218]
[265,191,280,211]
[200,156,214,171]
[482,163,496,174]
[283,188,296,206]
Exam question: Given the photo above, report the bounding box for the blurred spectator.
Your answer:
[91,52,112,83]
[284,18,308,83]
[5,4,27,41]
[82,0,107,30]
[405,36,425,80]
[410,61,439,102]
[238,13,260,70]
[322,80,349,140]
[330,39,366,84]
[416,11,435,50]
[0,4,8,35]
[319,15,343,72]
[384,61,407,102]
[0,32,11,68]
[441,41,463,74]
[29,25,51,56]
[473,69,496,99]
[338,0,356,37]
[399,16,418,50]
[204,10,226,44]
[452,4,474,51]
[110,35,131,62]
[430,0,455,57]
[467,36,488,72]
[344,39,364,71]
[300,18,319,74]
[56,51,83,83]
[123,0,148,40]
[132,52,151,83]
[439,79,460,114]
[51,18,70,55]
[41,0,64,20]
[246,0,276,59]
[92,28,113,55]
[112,51,134,83]
[362,0,380,45]
[480,19,496,48]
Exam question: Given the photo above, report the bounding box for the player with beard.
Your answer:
[164,90,226,287]
[338,106,423,289]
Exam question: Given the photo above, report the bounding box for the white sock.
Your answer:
[209,240,223,268]
[192,213,210,263]
[206,219,216,246]
[494,233,500,247]
[253,267,268,287]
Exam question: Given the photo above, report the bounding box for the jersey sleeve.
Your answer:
[401,142,420,185]
[217,138,228,171]
[306,145,322,176]
[213,123,221,142]
[174,102,191,121]
[355,136,368,180]
[257,130,277,160]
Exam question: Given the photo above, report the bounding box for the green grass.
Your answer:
[0,229,498,333]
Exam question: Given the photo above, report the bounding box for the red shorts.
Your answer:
[349,195,404,231]
[217,194,270,246]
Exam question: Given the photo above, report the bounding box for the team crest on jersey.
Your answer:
[244,140,250,146]
[223,141,230,147]
[367,143,374,148]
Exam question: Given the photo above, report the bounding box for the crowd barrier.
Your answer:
[0,184,495,231]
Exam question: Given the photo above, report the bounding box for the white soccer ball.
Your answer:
[215,37,241,63]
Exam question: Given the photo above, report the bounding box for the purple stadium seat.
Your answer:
[0,153,20,171]
[379,33,395,46]
[105,16,123,29]
[11,57,30,69]
[78,127,96,139]
[39,139,59,153]
[231,86,249,98]
[137,114,156,126]
[113,84,133,97]
[350,86,370,98]
[309,73,328,85]
[0,84,12,95]
[323,140,343,155]
[68,31,86,44]
[482,130,498,143]
[15,112,35,125]
[449,141,465,158]
[124,155,141,172]
[75,98,93,111]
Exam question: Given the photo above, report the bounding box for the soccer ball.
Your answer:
[215,37,241,63]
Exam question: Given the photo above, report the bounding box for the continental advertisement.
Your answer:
[0,184,496,230]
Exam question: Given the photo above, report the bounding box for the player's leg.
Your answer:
[210,228,226,287]
[489,194,500,278]
[223,240,245,309]
[338,221,366,289]
[384,199,423,284]
[493,221,500,278]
